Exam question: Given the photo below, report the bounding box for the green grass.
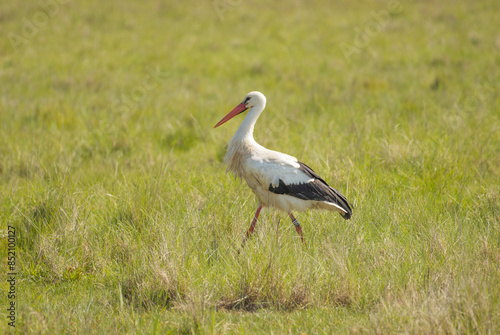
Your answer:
[1,0,499,333]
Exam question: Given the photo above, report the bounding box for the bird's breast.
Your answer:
[224,140,255,180]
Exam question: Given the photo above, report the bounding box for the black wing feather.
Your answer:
[268,162,353,219]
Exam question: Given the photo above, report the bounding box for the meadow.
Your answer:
[0,0,499,333]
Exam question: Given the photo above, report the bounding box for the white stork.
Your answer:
[214,91,352,243]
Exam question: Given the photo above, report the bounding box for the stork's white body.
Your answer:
[226,136,343,213]
[226,137,308,212]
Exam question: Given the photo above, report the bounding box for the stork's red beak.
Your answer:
[214,103,248,128]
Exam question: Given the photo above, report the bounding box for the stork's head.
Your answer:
[214,91,266,128]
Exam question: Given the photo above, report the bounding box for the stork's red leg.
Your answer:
[240,205,263,249]
[246,205,263,237]
[288,212,305,243]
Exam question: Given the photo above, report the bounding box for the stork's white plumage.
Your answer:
[214,91,352,242]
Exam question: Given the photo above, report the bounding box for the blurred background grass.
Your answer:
[0,0,499,333]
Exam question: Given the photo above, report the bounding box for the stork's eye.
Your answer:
[244,97,251,103]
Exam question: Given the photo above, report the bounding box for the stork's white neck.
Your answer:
[231,101,266,143]
[224,97,266,178]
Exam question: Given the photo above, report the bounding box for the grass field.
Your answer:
[1,0,499,333]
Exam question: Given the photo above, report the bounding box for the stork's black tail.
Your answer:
[297,162,353,220]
